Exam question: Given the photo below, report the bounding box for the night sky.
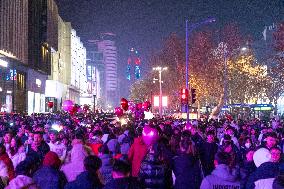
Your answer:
[56,0,284,80]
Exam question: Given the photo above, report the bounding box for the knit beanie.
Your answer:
[253,148,271,167]
[43,151,61,169]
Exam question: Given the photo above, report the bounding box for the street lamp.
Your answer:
[185,17,216,123]
[153,66,168,117]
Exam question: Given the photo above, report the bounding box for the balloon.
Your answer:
[114,107,123,117]
[47,101,54,109]
[120,98,129,111]
[136,103,143,110]
[62,100,74,112]
[128,102,136,112]
[142,126,159,146]
[142,101,151,111]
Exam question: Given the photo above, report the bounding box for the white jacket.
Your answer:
[48,141,67,161]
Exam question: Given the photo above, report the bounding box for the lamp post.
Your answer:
[185,17,216,123]
[153,66,168,117]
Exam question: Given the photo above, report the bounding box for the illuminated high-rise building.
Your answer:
[97,33,118,107]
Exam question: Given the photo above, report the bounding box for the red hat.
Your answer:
[43,151,61,169]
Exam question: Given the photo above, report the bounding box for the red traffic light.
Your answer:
[180,88,189,103]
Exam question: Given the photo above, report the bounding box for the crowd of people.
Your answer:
[0,112,283,189]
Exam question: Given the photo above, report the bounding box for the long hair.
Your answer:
[10,137,22,156]
[179,137,196,156]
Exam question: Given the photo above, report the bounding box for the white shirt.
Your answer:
[48,141,67,161]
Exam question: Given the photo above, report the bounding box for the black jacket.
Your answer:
[27,141,50,161]
[33,166,67,189]
[239,161,256,189]
[64,171,103,189]
[103,177,141,189]
[139,153,172,189]
[199,141,218,176]
[246,162,279,189]
[172,153,201,189]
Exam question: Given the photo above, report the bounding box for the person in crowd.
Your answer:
[220,126,239,149]
[246,148,279,189]
[261,132,278,150]
[26,132,50,161]
[0,160,8,188]
[64,155,104,189]
[240,137,255,161]
[0,143,14,181]
[139,142,172,189]
[172,136,201,189]
[106,133,120,156]
[240,149,256,189]
[188,125,203,149]
[118,130,131,158]
[61,143,88,182]
[98,144,113,185]
[273,164,284,189]
[3,132,12,152]
[48,131,67,162]
[219,134,241,168]
[33,151,67,189]
[88,130,103,156]
[199,130,218,176]
[104,160,139,189]
[128,128,148,179]
[271,147,282,163]
[7,137,26,168]
[200,151,240,189]
[5,160,38,189]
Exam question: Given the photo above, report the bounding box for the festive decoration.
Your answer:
[142,101,151,111]
[136,103,143,110]
[62,100,74,112]
[128,101,136,112]
[47,101,54,109]
[126,48,141,80]
[120,98,129,111]
[142,126,159,146]
[114,107,123,117]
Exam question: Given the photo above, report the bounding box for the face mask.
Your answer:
[245,143,251,149]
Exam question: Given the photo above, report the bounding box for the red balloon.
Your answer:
[114,107,123,117]
[120,98,129,111]
[142,101,151,111]
[142,126,159,146]
[136,103,143,110]
[47,101,54,109]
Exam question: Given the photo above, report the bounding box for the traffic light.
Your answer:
[180,88,189,104]
[181,88,189,113]
[191,88,196,104]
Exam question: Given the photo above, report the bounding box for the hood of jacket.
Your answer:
[61,144,87,182]
[7,175,36,189]
[211,164,238,182]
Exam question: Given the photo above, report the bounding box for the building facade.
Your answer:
[45,17,71,111]
[69,29,87,104]
[97,33,118,107]
[86,40,105,108]
[0,0,58,113]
